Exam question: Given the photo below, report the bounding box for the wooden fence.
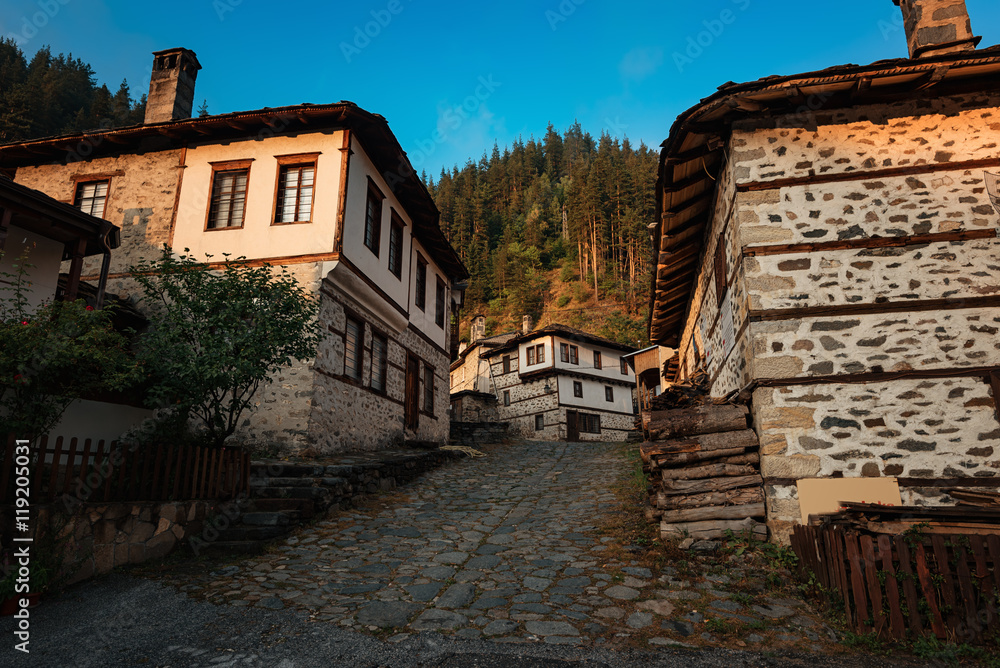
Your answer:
[0,433,249,505]
[792,524,1000,644]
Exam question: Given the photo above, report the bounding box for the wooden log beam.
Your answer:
[657,486,764,511]
[660,474,763,496]
[641,429,758,462]
[661,502,766,524]
[650,448,760,469]
[645,404,749,440]
[661,517,767,541]
[661,461,757,481]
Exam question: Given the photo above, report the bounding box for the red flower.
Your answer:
[20,320,28,325]
[85,305,94,311]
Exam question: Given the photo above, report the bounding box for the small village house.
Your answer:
[448,315,518,422]
[454,320,638,441]
[0,48,469,454]
[647,0,1000,540]
[0,176,153,442]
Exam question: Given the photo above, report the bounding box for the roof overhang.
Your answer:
[0,176,120,256]
[648,46,1000,346]
[0,102,467,280]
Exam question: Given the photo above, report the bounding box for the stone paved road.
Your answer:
[148,440,843,651]
[2,440,927,667]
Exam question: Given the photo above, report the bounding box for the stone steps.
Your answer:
[189,448,460,556]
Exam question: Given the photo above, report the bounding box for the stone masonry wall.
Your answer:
[730,93,1000,185]
[674,152,752,398]
[14,148,184,279]
[6,500,213,587]
[749,307,1000,380]
[725,94,1000,541]
[308,278,449,453]
[755,377,999,538]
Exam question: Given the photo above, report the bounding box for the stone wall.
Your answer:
[14,148,185,278]
[674,152,752,398]
[730,93,1000,184]
[449,422,509,447]
[308,278,449,453]
[7,500,213,586]
[669,92,1000,540]
[450,392,498,422]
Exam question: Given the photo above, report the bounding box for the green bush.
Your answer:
[130,247,323,448]
[1,253,139,440]
[556,295,571,308]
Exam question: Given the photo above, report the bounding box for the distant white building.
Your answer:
[456,323,637,441]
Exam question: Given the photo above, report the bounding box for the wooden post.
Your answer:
[64,237,87,302]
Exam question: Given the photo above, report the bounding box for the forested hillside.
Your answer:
[0,39,146,143]
[426,123,656,348]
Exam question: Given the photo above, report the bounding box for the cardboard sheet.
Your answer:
[796,477,902,525]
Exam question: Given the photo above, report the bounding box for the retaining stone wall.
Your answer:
[449,422,509,447]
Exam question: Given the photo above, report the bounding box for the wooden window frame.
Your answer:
[594,350,602,370]
[714,231,727,307]
[580,413,601,434]
[364,177,384,257]
[415,254,427,311]
[344,314,364,382]
[435,277,446,329]
[502,355,511,374]
[535,414,544,431]
[73,179,111,218]
[536,344,545,364]
[388,211,405,279]
[422,363,435,415]
[573,381,583,398]
[503,390,511,406]
[569,345,579,365]
[272,153,319,225]
[371,330,388,394]
[527,346,536,366]
[620,357,629,375]
[560,343,569,363]
[205,159,253,231]
[605,386,614,402]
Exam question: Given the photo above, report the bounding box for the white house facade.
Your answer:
[480,324,638,441]
[0,48,469,454]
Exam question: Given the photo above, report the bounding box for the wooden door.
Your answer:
[405,354,420,430]
[566,410,579,442]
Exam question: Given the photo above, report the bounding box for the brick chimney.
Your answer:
[891,0,981,59]
[144,48,202,124]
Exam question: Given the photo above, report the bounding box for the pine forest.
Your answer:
[426,124,657,348]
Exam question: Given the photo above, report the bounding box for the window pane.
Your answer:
[372,335,387,392]
[345,318,362,380]
[208,169,248,228]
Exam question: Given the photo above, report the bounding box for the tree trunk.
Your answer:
[660,502,766,524]
[640,429,758,463]
[645,404,749,440]
[661,518,767,541]
[656,486,764,511]
[651,448,759,469]
[659,474,763,496]
[661,461,758,481]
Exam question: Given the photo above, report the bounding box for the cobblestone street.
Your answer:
[151,440,844,652]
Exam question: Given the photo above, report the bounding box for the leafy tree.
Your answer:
[0,253,139,440]
[130,248,323,448]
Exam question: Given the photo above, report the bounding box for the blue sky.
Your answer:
[3,0,1000,178]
